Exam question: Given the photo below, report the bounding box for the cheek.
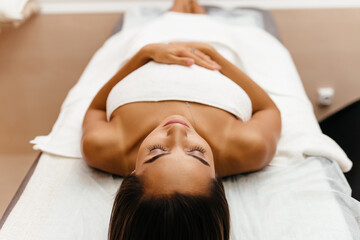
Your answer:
[136,130,160,167]
[140,128,159,150]
[136,140,149,168]
[199,137,213,155]
[200,139,214,164]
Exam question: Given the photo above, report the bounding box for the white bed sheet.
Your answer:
[1,7,359,240]
[0,154,359,239]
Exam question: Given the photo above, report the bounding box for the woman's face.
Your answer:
[135,115,215,196]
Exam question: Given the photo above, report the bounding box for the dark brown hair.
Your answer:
[108,174,230,240]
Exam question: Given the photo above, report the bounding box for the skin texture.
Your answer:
[81,0,282,195]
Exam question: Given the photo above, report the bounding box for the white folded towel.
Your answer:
[0,0,39,28]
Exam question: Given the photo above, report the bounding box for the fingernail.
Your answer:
[187,59,194,65]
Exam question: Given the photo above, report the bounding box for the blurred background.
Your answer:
[0,0,359,219]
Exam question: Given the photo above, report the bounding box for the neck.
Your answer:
[155,101,197,130]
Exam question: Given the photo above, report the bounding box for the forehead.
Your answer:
[139,154,212,195]
[140,152,211,174]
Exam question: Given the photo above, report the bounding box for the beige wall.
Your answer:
[272,8,360,121]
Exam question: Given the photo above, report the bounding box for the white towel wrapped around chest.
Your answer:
[106,61,252,121]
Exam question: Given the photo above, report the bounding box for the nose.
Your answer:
[166,124,188,144]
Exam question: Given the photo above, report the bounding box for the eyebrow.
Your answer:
[144,153,210,167]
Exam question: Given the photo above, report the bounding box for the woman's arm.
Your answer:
[81,47,153,174]
[203,46,278,114]
[203,45,281,173]
[169,42,281,174]
[168,42,277,113]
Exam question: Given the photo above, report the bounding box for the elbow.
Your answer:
[248,134,276,172]
[258,140,278,171]
[81,141,96,168]
[252,139,269,171]
[81,133,124,174]
[81,135,101,169]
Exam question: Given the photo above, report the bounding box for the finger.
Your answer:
[194,49,211,61]
[189,52,221,70]
[178,48,221,70]
[193,50,220,69]
[169,55,195,67]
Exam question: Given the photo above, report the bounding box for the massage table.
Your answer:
[1,6,359,240]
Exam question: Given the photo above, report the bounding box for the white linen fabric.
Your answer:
[1,154,359,240]
[106,61,252,121]
[0,0,40,25]
[0,0,29,21]
[31,10,352,172]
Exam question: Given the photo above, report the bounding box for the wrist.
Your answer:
[201,45,218,59]
[140,43,159,61]
[138,45,152,62]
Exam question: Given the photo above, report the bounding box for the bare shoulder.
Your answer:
[81,120,128,176]
[216,109,281,176]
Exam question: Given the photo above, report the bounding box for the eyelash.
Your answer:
[190,146,206,154]
[147,144,206,154]
[147,144,167,152]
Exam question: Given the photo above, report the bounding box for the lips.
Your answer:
[163,119,190,128]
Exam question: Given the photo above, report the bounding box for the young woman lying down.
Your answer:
[81,1,281,239]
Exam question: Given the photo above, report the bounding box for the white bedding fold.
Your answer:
[1,154,359,240]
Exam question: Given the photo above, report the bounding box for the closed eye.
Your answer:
[144,153,169,164]
[144,153,209,167]
[190,154,210,166]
